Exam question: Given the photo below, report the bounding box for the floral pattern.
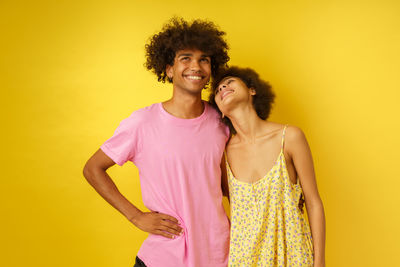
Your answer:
[227,126,314,266]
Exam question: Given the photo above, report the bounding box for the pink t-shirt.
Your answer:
[101,102,230,267]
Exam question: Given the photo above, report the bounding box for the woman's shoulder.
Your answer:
[283,124,309,155]
[265,122,307,147]
[284,124,306,141]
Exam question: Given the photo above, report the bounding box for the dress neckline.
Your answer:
[226,149,284,185]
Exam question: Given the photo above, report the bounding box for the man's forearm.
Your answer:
[83,167,142,221]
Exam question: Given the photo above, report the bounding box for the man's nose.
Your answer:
[190,60,201,70]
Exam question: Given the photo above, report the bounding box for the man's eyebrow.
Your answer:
[177,53,211,57]
[177,53,193,57]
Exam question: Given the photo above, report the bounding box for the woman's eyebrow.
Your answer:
[219,76,234,85]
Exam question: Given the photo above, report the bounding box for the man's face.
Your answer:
[166,49,211,95]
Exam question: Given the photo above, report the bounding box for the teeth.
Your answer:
[186,76,202,80]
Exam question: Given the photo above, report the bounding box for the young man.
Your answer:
[83,18,230,267]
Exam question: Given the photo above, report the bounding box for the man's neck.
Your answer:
[162,92,204,119]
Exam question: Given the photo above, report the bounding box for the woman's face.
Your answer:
[214,76,255,114]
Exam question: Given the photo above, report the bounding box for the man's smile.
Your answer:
[184,74,204,81]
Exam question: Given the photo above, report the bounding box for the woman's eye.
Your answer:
[201,58,210,63]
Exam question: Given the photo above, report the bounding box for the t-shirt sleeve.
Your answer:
[100,113,141,166]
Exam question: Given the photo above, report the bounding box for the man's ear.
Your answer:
[250,88,256,95]
[166,64,173,79]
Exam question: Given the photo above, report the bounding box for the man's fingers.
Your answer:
[148,212,183,236]
[154,230,174,239]
[159,213,179,224]
[161,219,183,233]
[158,224,182,236]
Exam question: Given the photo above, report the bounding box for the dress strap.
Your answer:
[223,150,232,176]
[223,150,229,167]
[281,124,289,149]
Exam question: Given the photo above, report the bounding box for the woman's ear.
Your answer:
[250,88,256,95]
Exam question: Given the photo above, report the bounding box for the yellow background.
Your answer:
[1,0,399,266]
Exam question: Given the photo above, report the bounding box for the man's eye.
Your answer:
[181,57,190,61]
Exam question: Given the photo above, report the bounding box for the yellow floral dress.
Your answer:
[226,125,314,266]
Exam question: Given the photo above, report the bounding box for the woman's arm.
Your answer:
[220,153,230,201]
[286,126,326,267]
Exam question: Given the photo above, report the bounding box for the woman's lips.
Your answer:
[221,90,234,100]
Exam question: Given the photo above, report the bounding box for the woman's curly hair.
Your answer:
[209,66,275,134]
[145,17,229,83]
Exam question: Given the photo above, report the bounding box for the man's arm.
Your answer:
[83,149,183,239]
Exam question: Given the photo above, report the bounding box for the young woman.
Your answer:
[209,67,326,267]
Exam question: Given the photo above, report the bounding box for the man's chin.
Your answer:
[185,85,207,93]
